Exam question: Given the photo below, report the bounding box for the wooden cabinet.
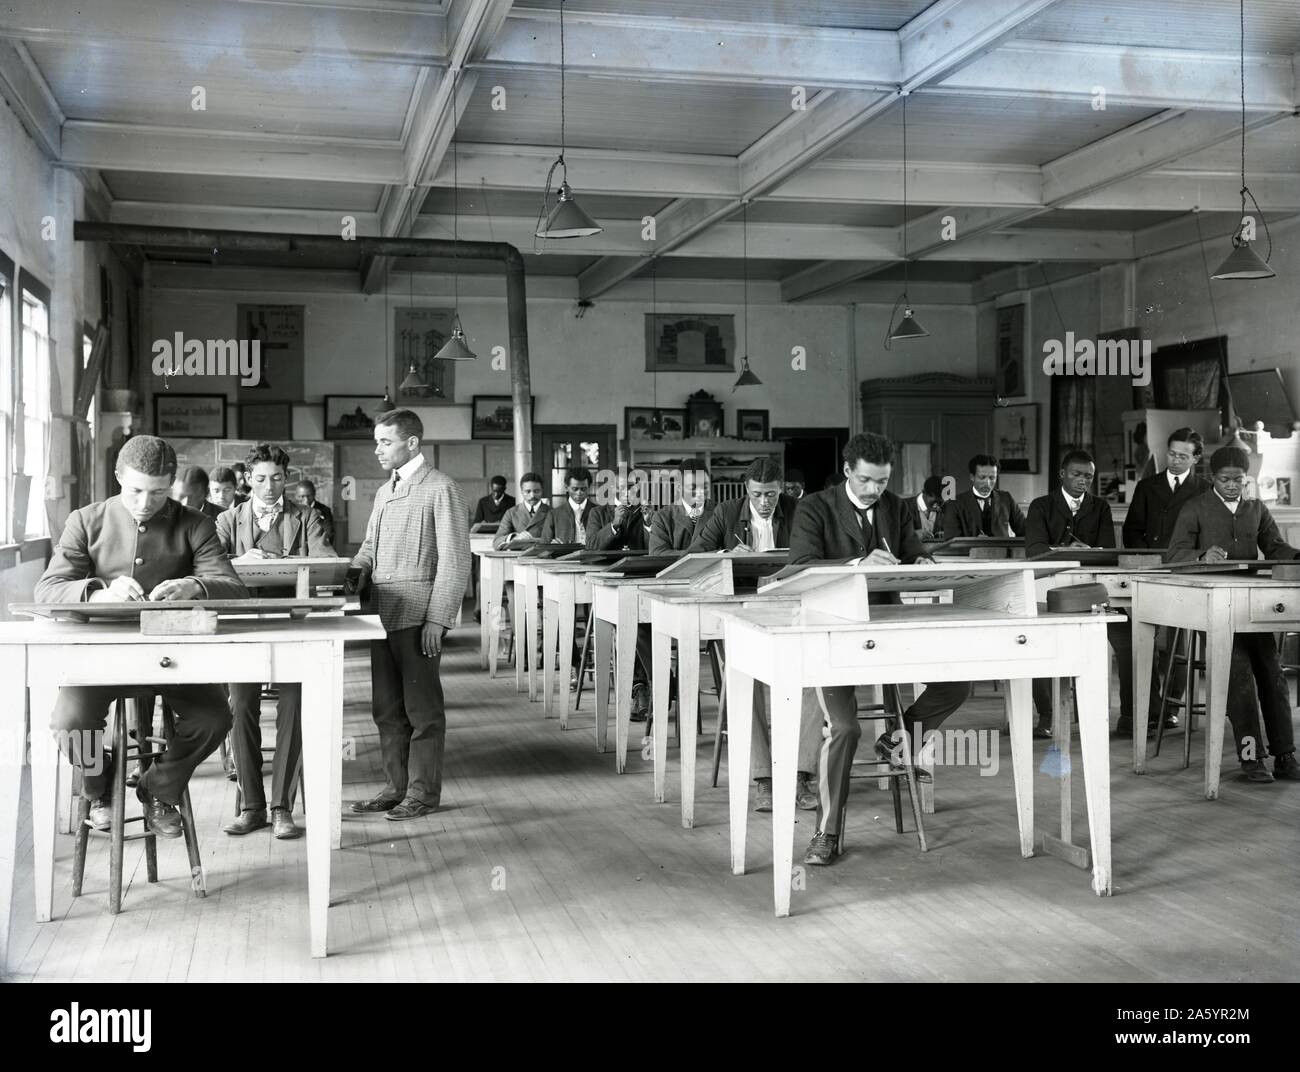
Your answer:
[860,374,994,487]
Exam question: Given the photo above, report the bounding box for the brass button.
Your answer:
[138,524,147,533]
[134,557,144,565]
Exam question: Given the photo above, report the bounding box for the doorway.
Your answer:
[532,425,617,505]
[772,426,849,494]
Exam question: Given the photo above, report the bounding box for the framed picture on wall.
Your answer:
[686,391,723,439]
[154,393,226,438]
[394,307,457,405]
[472,395,534,440]
[736,409,769,441]
[993,403,1038,473]
[645,314,736,372]
[235,304,305,402]
[323,395,383,440]
[239,402,292,441]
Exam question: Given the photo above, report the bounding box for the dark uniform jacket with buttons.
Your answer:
[36,496,247,603]
[942,488,1026,539]
[1166,492,1299,563]
[1121,471,1212,549]
[1025,490,1115,558]
[687,494,800,553]
[649,501,718,554]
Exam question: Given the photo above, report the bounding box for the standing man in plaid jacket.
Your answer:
[348,410,471,821]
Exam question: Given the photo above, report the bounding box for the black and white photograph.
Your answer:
[1,0,1298,1015]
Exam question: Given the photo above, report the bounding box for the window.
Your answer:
[83,329,96,504]
[0,251,12,539]
[20,271,52,539]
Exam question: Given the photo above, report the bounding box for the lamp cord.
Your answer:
[742,200,748,361]
[1233,0,1273,261]
[452,64,459,319]
[1195,211,1238,430]
[532,1,568,253]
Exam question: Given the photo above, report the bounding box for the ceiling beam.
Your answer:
[0,0,448,66]
[898,0,1070,88]
[109,201,383,235]
[0,39,62,157]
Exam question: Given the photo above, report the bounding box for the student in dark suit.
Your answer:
[290,479,336,547]
[36,435,248,837]
[1026,449,1135,738]
[783,469,806,500]
[649,460,716,553]
[492,472,550,549]
[209,466,241,511]
[906,475,946,541]
[790,432,971,865]
[942,453,1026,538]
[171,465,223,522]
[348,410,471,820]
[543,467,598,543]
[686,458,818,809]
[1122,427,1211,734]
[470,475,515,527]
[217,444,337,839]
[688,458,800,553]
[1168,446,1299,783]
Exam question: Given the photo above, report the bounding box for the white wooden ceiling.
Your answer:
[0,0,1295,303]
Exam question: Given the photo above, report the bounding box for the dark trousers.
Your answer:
[229,681,302,812]
[1227,634,1294,760]
[52,685,231,804]
[807,680,971,837]
[1033,619,1133,724]
[370,625,447,806]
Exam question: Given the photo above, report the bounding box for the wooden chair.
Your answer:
[1153,628,1205,768]
[843,684,928,852]
[71,697,206,915]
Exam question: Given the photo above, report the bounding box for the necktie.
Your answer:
[979,496,993,536]
[1173,475,1181,492]
[856,507,874,553]
[391,471,401,493]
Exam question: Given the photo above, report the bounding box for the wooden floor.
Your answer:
[5,614,1298,982]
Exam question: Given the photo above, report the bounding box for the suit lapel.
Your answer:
[283,504,303,554]
[833,488,864,551]
[239,501,256,551]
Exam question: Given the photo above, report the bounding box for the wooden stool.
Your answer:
[573,611,596,709]
[843,684,928,852]
[71,697,206,914]
[1153,628,1205,768]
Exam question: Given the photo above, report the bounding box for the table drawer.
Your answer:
[1249,588,1300,625]
[39,643,275,687]
[828,626,1059,667]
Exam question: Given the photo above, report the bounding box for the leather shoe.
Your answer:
[874,733,933,782]
[1033,721,1054,739]
[349,795,402,813]
[135,785,183,839]
[223,808,268,836]
[386,798,438,821]
[1240,759,1275,784]
[803,830,840,866]
[795,774,818,811]
[753,778,772,812]
[125,763,143,788]
[630,682,649,723]
[271,807,302,839]
[1272,752,1300,781]
[86,796,112,832]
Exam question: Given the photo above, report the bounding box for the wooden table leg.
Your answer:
[514,572,527,694]
[299,658,336,958]
[614,595,637,774]
[1074,637,1113,896]
[678,616,700,829]
[479,556,492,670]
[1006,676,1035,859]
[526,573,541,702]
[769,669,802,918]
[652,624,671,802]
[29,681,60,925]
[1042,674,1089,870]
[326,641,344,852]
[1202,590,1233,800]
[542,596,559,718]
[594,613,613,754]
[1132,612,1157,774]
[0,646,25,970]
[487,558,503,678]
[556,587,578,730]
[725,662,755,877]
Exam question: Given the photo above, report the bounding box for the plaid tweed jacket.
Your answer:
[351,459,471,630]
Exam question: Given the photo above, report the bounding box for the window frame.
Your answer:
[18,268,53,540]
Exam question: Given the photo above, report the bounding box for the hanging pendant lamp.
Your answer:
[886,91,928,347]
[732,202,762,390]
[435,66,479,360]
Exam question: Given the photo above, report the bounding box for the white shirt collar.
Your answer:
[1167,469,1185,491]
[843,486,874,516]
[1214,489,1240,514]
[972,489,991,501]
[252,496,283,515]
[748,503,775,551]
[395,453,425,483]
[1061,487,1084,512]
[569,497,586,514]
[915,492,930,513]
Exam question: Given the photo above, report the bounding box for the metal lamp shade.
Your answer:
[434,326,478,362]
[535,183,603,239]
[1211,240,1275,280]
[889,308,929,341]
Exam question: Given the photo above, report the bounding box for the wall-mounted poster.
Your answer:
[993,402,1038,473]
[324,395,384,440]
[645,313,736,372]
[995,304,1025,398]
[394,307,457,405]
[236,304,305,402]
[155,393,227,438]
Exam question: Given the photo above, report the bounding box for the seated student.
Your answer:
[790,432,971,865]
[687,459,819,812]
[35,435,248,837]
[783,469,806,500]
[209,466,241,512]
[908,475,946,540]
[471,475,515,528]
[217,443,336,839]
[231,462,252,502]
[1122,427,1212,734]
[171,465,223,522]
[290,479,336,547]
[1167,446,1299,783]
[1026,449,1135,738]
[942,454,1027,538]
[650,460,716,553]
[542,467,598,543]
[493,471,550,549]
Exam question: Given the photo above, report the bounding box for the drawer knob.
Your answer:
[862,640,876,650]
[1016,635,1027,645]
[1276,603,1286,613]
[1118,580,1128,589]
[159,657,173,668]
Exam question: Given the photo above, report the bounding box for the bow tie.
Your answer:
[253,501,280,518]
[686,506,703,522]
